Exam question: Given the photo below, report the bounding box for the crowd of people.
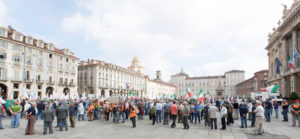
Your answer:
[0,96,299,136]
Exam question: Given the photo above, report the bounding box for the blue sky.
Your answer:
[0,0,294,81]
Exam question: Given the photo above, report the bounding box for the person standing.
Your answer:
[182,102,190,130]
[170,101,178,128]
[25,102,36,135]
[264,99,272,122]
[156,101,162,123]
[291,100,300,127]
[178,102,184,123]
[163,100,171,125]
[251,101,257,127]
[37,100,45,120]
[253,101,264,135]
[68,102,76,127]
[220,103,227,130]
[10,101,22,128]
[282,99,289,122]
[274,100,279,119]
[226,102,234,125]
[194,102,201,124]
[203,102,210,127]
[150,103,156,125]
[239,103,248,128]
[42,105,54,135]
[247,100,253,120]
[208,103,218,130]
[78,101,84,121]
[130,102,137,128]
[233,100,239,120]
[0,103,4,129]
[56,103,68,131]
[87,104,94,121]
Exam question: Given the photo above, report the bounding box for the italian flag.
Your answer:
[186,85,192,98]
[162,93,166,99]
[179,90,183,100]
[267,85,279,93]
[288,54,295,69]
[198,89,204,101]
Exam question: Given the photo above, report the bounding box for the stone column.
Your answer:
[295,73,300,96]
[292,30,297,51]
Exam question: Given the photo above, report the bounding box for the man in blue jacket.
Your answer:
[239,103,248,128]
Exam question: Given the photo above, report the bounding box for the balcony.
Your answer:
[25,79,34,83]
[69,82,75,87]
[11,77,22,82]
[46,80,55,85]
[59,82,68,86]
[36,80,44,84]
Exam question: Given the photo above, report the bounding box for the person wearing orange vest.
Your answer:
[130,102,136,128]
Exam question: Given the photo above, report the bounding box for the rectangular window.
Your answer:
[26,84,31,89]
[39,51,43,56]
[37,59,42,66]
[66,58,69,62]
[27,48,32,53]
[38,85,42,90]
[59,78,63,83]
[49,54,52,58]
[0,30,4,36]
[26,38,32,44]
[37,75,41,81]
[26,57,31,64]
[0,40,6,47]
[38,41,42,47]
[13,55,20,62]
[49,44,53,50]
[13,83,19,89]
[26,71,30,80]
[13,45,21,51]
[13,91,19,99]
[59,64,62,69]
[14,34,20,40]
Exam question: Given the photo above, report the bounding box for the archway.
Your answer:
[0,84,7,99]
[101,90,105,97]
[63,88,70,96]
[46,86,54,97]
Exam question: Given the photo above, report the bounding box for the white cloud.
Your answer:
[62,0,293,80]
[0,0,8,25]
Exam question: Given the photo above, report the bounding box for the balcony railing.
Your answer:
[46,80,55,85]
[11,77,22,82]
[36,80,44,84]
[25,79,34,83]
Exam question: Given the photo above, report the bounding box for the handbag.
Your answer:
[135,108,139,114]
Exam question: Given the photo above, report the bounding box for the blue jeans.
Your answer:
[11,113,20,127]
[156,110,161,123]
[240,114,247,128]
[94,110,99,120]
[0,116,3,128]
[265,109,271,121]
[282,109,288,121]
[113,113,118,122]
[274,109,279,118]
[251,113,256,127]
[194,113,200,124]
[38,111,44,120]
[116,111,125,123]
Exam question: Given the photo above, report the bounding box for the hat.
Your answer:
[14,101,19,105]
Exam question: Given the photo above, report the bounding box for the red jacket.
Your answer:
[170,104,178,115]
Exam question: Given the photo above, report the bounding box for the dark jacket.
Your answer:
[37,102,45,111]
[69,105,76,116]
[56,106,68,120]
[239,105,248,116]
[42,110,54,121]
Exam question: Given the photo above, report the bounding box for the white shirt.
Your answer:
[254,105,264,117]
[220,107,227,118]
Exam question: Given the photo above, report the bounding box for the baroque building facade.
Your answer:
[78,58,177,98]
[266,1,300,97]
[0,26,78,99]
[146,71,176,98]
[78,57,147,98]
[170,68,244,97]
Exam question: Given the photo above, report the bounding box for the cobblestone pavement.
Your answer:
[0,112,298,139]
